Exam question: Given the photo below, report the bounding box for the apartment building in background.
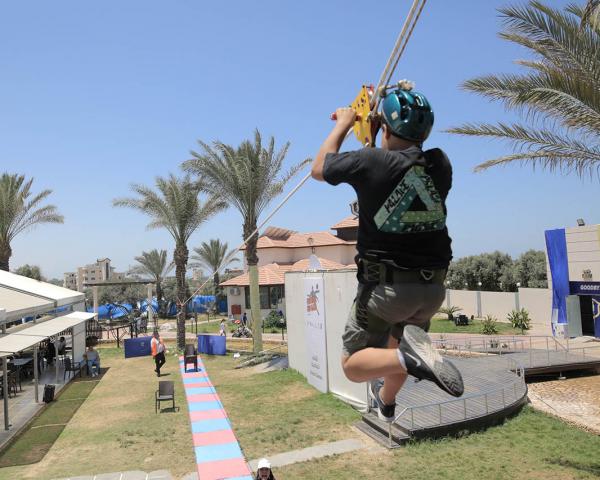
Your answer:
[63,258,126,291]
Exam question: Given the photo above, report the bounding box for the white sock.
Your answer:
[397,349,407,371]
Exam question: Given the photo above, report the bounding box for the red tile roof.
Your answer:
[331,215,359,229]
[220,258,351,287]
[241,230,356,249]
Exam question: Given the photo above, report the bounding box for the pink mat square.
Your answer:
[197,458,252,480]
[189,409,227,421]
[193,429,237,446]
[186,393,220,403]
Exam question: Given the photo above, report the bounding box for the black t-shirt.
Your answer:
[323,146,452,268]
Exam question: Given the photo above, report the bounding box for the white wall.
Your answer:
[72,322,86,364]
[446,288,552,334]
[225,289,244,318]
[286,270,367,405]
[256,244,358,268]
[519,288,552,335]
[565,225,600,281]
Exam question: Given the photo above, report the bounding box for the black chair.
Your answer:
[63,357,82,381]
[155,381,175,413]
[184,344,197,372]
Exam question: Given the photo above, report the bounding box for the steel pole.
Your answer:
[33,346,39,403]
[3,358,8,430]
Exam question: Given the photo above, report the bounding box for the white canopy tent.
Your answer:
[0,271,85,327]
[0,287,54,323]
[0,311,94,430]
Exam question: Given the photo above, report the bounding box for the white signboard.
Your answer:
[303,277,328,393]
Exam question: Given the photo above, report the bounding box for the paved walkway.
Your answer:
[178,356,252,480]
[528,374,600,434]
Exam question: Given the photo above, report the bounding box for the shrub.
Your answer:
[438,305,463,320]
[481,315,499,335]
[263,310,285,329]
[507,308,531,334]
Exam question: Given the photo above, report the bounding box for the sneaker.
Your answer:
[399,325,464,397]
[369,380,396,423]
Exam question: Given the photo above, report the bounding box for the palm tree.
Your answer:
[183,130,309,353]
[129,249,174,315]
[582,0,600,28]
[113,174,226,349]
[0,173,64,271]
[448,1,600,177]
[190,239,239,299]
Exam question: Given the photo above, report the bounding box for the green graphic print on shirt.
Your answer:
[373,166,446,234]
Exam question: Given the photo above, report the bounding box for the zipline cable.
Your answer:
[179,0,427,308]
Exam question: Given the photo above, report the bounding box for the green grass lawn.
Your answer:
[204,354,600,480]
[0,345,196,480]
[429,316,520,335]
[0,375,101,468]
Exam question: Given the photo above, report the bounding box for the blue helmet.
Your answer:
[380,86,434,143]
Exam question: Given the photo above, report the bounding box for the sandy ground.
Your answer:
[527,373,600,434]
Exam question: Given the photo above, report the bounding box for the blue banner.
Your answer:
[545,229,569,329]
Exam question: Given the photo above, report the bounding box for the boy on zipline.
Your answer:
[311,83,464,422]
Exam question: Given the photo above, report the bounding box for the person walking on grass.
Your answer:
[151,330,166,377]
[219,319,226,336]
[311,81,464,423]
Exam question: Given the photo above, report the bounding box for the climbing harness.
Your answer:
[181,0,429,309]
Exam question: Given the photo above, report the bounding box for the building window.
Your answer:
[269,286,283,308]
[244,285,285,310]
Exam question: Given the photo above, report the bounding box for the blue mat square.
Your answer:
[188,401,222,412]
[191,418,231,433]
[195,442,243,463]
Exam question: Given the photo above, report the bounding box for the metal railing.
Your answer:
[432,335,600,368]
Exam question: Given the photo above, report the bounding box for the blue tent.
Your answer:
[189,295,216,313]
[140,298,159,314]
[87,303,133,320]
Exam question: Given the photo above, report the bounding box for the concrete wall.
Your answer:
[519,287,552,335]
[285,270,366,405]
[446,288,551,334]
[565,225,600,281]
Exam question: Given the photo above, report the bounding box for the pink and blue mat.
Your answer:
[179,356,253,480]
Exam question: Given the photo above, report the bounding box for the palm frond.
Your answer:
[448,122,600,176]
[448,1,600,177]
[0,173,64,245]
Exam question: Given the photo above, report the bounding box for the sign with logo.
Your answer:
[569,281,600,295]
[303,277,328,393]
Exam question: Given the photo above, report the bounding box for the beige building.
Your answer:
[221,216,358,319]
[63,258,126,291]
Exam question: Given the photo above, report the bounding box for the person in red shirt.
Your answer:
[151,330,166,377]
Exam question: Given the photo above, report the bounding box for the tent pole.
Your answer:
[3,358,8,430]
[54,341,59,384]
[147,284,154,331]
[33,346,39,403]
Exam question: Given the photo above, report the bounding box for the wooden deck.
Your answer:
[361,341,600,447]
[362,354,528,446]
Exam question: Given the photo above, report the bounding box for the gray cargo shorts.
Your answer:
[342,282,446,356]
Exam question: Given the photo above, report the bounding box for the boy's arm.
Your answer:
[311,107,356,181]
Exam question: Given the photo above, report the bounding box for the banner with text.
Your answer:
[303,277,328,393]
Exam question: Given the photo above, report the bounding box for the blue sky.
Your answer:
[2,0,594,279]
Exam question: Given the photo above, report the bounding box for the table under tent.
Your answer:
[0,311,93,432]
